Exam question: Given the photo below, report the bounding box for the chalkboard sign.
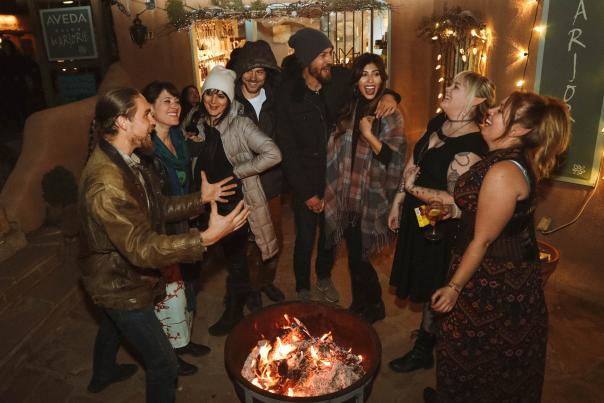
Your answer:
[39,6,97,61]
[535,0,604,186]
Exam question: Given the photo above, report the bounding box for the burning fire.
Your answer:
[242,315,365,397]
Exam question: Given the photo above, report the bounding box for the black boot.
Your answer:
[423,387,437,403]
[209,293,247,336]
[389,329,436,372]
[246,290,263,312]
[360,300,386,324]
[177,356,198,376]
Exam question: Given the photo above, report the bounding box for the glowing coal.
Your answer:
[241,315,365,397]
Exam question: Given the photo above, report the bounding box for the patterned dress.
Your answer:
[435,148,548,403]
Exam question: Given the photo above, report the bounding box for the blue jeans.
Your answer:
[91,306,178,403]
[292,196,335,291]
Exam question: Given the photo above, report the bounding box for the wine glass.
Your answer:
[424,198,446,241]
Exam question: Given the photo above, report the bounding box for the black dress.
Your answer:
[435,148,547,402]
[389,114,486,303]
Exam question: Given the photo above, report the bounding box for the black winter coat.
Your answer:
[235,77,283,199]
[275,66,352,201]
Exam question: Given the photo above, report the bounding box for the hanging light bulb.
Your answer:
[437,54,442,61]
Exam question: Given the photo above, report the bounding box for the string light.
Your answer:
[517,0,541,90]
[438,77,445,83]
[438,93,443,99]
[437,54,442,61]
[435,64,441,70]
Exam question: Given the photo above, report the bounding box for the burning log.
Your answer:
[242,315,366,397]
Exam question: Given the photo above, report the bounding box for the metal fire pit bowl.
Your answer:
[224,301,382,403]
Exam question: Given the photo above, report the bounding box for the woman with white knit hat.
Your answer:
[189,65,282,336]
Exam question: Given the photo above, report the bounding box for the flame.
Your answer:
[244,316,365,397]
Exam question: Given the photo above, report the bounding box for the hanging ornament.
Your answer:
[130,15,148,48]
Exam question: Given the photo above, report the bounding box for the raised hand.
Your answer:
[375,93,397,118]
[388,201,401,232]
[200,171,237,204]
[305,195,324,213]
[201,200,250,246]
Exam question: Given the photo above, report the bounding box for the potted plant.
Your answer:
[41,166,79,236]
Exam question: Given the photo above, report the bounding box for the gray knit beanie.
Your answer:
[288,28,333,67]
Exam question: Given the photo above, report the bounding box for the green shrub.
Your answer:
[41,166,78,208]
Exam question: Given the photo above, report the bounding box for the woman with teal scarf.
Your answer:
[143,81,210,377]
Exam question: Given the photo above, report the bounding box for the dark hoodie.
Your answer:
[233,41,283,199]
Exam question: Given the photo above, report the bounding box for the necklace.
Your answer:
[443,120,473,138]
[446,118,473,123]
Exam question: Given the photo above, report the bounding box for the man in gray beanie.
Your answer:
[233,41,286,312]
[276,28,400,304]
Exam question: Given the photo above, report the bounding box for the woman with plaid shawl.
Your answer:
[323,53,406,324]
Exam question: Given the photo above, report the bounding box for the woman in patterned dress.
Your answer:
[388,71,494,373]
[424,91,570,402]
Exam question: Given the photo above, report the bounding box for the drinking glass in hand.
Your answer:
[424,198,447,241]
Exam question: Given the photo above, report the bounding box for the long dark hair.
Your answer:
[335,53,388,135]
[188,89,232,132]
[180,84,199,124]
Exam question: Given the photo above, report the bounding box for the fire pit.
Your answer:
[225,301,382,403]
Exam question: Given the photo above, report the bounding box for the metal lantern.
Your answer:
[130,15,148,48]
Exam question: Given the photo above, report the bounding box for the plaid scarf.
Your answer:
[324,104,406,257]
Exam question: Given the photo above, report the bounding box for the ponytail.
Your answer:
[504,92,571,181]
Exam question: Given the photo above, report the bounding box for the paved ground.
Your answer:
[1,200,604,403]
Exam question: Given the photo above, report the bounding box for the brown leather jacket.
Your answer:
[78,139,205,310]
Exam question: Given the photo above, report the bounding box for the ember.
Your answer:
[241,314,365,397]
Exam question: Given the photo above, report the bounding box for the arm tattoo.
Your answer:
[447,170,460,195]
[454,152,471,167]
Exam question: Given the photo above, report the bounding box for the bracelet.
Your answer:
[397,181,405,193]
[447,281,462,293]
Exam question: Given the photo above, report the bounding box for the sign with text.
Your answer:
[39,6,97,61]
[535,0,604,186]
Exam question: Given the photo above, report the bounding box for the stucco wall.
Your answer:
[110,1,196,91]
[0,64,132,233]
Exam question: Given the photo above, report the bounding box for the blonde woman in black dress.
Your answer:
[388,71,495,373]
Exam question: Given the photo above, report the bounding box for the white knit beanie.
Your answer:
[201,65,236,102]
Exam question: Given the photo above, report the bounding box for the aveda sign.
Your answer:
[39,6,97,61]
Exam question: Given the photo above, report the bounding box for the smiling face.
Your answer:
[308,48,334,83]
[440,77,473,117]
[241,67,267,98]
[125,95,156,150]
[357,63,383,100]
[151,89,181,128]
[202,89,229,121]
[482,97,518,149]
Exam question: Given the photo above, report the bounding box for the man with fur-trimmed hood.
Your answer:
[233,40,286,311]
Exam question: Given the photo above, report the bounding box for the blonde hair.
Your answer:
[502,91,571,181]
[454,71,496,124]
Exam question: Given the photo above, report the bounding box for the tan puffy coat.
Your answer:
[195,100,282,260]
